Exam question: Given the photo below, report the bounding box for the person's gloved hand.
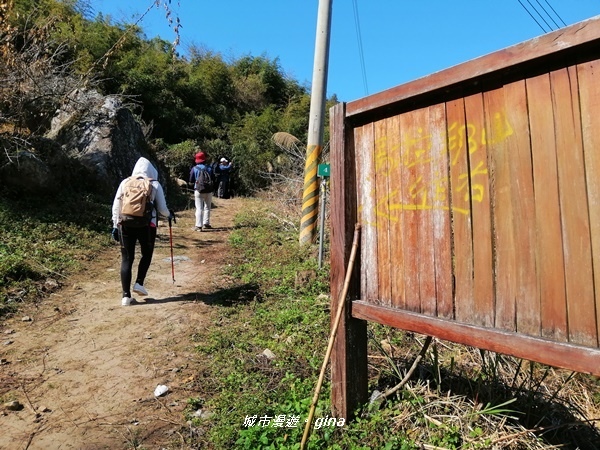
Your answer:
[111,227,119,242]
[169,209,176,224]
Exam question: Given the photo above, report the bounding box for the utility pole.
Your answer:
[299,0,332,245]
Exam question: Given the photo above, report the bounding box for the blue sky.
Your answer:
[91,1,600,103]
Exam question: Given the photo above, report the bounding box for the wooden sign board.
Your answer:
[330,15,600,419]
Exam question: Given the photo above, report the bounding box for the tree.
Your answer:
[1,0,86,134]
[1,0,331,200]
[228,106,281,193]
[232,55,301,111]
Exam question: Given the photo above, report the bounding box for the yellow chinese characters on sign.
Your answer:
[372,112,513,221]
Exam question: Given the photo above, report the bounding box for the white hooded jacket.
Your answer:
[112,157,170,228]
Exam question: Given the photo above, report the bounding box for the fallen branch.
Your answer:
[268,212,298,231]
[380,335,433,400]
[20,382,38,415]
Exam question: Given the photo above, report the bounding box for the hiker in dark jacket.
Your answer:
[111,157,172,306]
[189,151,214,231]
[210,159,222,195]
[217,157,232,199]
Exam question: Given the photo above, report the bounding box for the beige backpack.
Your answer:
[119,176,155,227]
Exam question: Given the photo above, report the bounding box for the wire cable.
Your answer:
[535,0,561,29]
[524,0,554,31]
[541,0,568,27]
[519,0,568,32]
[352,0,368,96]
[517,0,549,33]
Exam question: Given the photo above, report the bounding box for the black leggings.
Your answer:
[119,225,157,297]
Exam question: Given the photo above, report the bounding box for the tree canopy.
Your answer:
[1,0,335,194]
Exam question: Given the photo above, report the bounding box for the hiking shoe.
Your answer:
[203,224,212,229]
[133,283,148,296]
[194,226,202,232]
[121,296,132,306]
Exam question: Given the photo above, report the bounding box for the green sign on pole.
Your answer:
[317,163,330,177]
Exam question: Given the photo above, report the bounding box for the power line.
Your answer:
[535,0,560,29]
[541,0,568,27]
[352,0,368,96]
[532,0,568,29]
[516,0,568,33]
[517,0,549,32]
[524,0,554,30]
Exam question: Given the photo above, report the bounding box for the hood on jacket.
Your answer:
[131,157,158,180]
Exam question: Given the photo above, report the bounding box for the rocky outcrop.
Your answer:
[0,89,167,197]
[47,89,157,192]
[0,135,84,195]
[0,149,52,194]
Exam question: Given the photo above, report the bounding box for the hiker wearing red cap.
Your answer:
[189,150,215,231]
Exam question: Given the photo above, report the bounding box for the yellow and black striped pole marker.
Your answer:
[300,0,332,246]
[300,144,322,245]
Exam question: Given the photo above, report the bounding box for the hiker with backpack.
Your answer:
[111,157,173,306]
[210,158,222,196]
[189,151,214,231]
[217,157,232,199]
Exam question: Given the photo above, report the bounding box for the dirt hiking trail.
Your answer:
[1,196,248,449]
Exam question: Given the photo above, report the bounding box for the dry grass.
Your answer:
[366,329,600,449]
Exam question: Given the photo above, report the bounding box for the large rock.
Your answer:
[0,150,51,194]
[0,89,167,197]
[47,89,159,192]
[0,135,84,195]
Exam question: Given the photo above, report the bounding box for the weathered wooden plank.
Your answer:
[384,115,406,309]
[399,111,422,312]
[503,80,539,337]
[354,125,367,300]
[410,106,436,316]
[330,102,355,305]
[446,98,472,323]
[551,67,597,347]
[352,301,600,377]
[355,124,378,303]
[347,16,600,117]
[484,87,517,332]
[374,119,392,306]
[329,103,368,420]
[464,93,495,328]
[578,60,600,346]
[526,73,568,341]
[429,104,453,319]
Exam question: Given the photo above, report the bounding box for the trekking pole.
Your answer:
[300,223,361,449]
[168,212,176,283]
